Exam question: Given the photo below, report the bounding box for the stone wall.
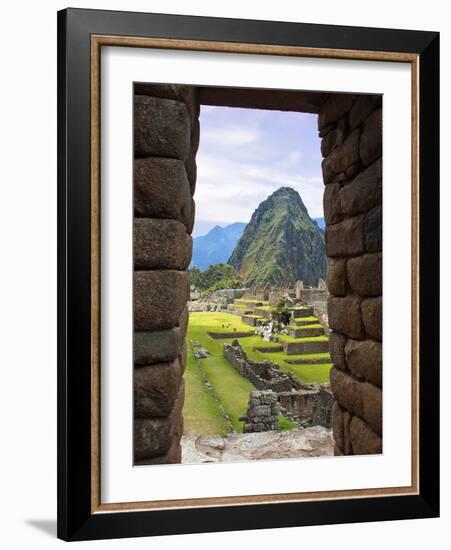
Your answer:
[295,288,327,303]
[243,289,270,301]
[311,386,335,428]
[277,390,320,418]
[240,390,280,433]
[210,288,247,304]
[318,93,383,455]
[225,341,334,426]
[133,84,200,464]
[296,287,329,332]
[223,340,300,392]
[277,385,334,428]
[268,288,296,306]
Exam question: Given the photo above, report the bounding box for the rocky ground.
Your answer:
[181,426,334,464]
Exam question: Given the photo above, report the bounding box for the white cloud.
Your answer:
[194,107,324,234]
[195,151,324,222]
[288,150,302,164]
[201,126,261,146]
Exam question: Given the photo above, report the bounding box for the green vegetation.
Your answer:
[184,356,230,436]
[282,363,333,384]
[189,311,256,335]
[230,303,251,311]
[279,334,328,343]
[186,312,256,433]
[201,358,253,432]
[290,315,318,323]
[283,352,331,362]
[228,187,327,286]
[278,416,299,431]
[190,263,242,292]
[242,314,263,320]
[183,312,332,437]
[243,340,331,383]
[270,297,291,324]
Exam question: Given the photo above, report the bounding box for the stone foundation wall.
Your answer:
[210,288,247,304]
[311,386,335,428]
[268,289,296,306]
[277,390,319,418]
[133,84,200,464]
[296,288,329,332]
[243,289,270,301]
[277,385,334,428]
[296,288,328,303]
[318,93,383,455]
[241,390,279,433]
[223,341,300,392]
[225,342,334,426]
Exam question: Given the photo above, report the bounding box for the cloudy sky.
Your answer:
[193,105,323,237]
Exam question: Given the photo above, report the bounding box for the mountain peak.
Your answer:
[271,186,299,196]
[208,225,223,234]
[267,186,308,213]
[228,188,326,287]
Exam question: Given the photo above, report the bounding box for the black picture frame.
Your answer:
[57,7,439,541]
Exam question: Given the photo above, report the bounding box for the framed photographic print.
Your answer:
[57,8,440,541]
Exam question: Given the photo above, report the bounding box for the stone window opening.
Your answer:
[133,83,382,464]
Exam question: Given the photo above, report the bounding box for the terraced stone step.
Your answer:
[241,314,264,327]
[227,305,252,316]
[284,355,331,365]
[234,299,265,308]
[253,307,273,319]
[282,339,330,355]
[287,325,325,338]
[253,344,284,353]
[291,318,318,326]
[228,303,252,311]
[207,330,254,339]
[289,307,314,318]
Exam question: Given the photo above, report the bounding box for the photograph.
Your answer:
[0,0,445,547]
[55,6,440,540]
[133,84,383,466]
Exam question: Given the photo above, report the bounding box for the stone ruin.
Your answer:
[224,340,334,430]
[311,386,335,428]
[210,288,247,305]
[240,390,279,433]
[258,282,329,334]
[188,287,249,313]
[223,340,301,392]
[192,341,210,359]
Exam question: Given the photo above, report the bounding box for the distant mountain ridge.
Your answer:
[313,217,325,230]
[228,187,326,287]
[190,222,246,271]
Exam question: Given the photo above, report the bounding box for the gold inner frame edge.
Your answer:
[90,35,420,514]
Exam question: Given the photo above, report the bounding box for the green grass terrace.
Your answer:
[183,311,332,437]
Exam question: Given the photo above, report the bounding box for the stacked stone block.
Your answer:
[310,386,335,429]
[133,84,200,464]
[241,391,280,433]
[318,93,383,455]
[223,340,299,392]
